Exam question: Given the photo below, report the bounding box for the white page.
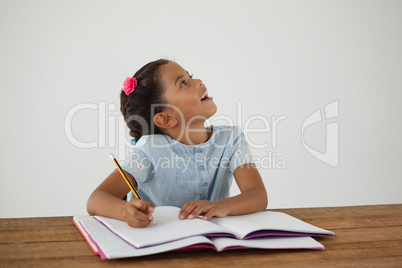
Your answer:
[210,236,324,252]
[79,216,214,259]
[210,211,335,239]
[95,206,229,248]
[81,217,141,259]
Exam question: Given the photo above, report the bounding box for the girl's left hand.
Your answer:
[178,200,229,221]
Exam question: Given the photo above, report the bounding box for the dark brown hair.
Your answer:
[120,59,171,141]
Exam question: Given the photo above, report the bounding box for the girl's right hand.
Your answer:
[123,199,155,228]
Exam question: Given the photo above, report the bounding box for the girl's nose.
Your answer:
[194,78,203,88]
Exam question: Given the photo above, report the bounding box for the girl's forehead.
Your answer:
[161,62,186,84]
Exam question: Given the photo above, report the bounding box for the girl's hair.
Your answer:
[120,59,171,141]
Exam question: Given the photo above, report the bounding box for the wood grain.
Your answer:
[0,204,401,267]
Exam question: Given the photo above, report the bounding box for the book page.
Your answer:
[95,206,230,248]
[210,211,335,239]
[210,236,325,252]
[79,216,214,259]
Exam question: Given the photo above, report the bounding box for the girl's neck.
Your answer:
[167,122,212,146]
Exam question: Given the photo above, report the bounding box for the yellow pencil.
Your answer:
[109,153,155,224]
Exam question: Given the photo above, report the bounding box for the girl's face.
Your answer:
[160,62,217,124]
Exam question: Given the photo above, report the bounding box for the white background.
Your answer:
[1,0,401,218]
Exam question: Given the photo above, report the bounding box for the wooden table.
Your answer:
[1,204,402,267]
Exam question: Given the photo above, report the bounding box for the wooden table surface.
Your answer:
[1,204,402,267]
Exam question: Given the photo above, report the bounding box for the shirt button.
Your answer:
[202,181,207,187]
[200,194,206,199]
[199,165,205,170]
[197,148,204,153]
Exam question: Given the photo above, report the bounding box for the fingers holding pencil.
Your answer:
[123,199,155,228]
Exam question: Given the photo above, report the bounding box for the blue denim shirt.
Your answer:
[121,125,254,208]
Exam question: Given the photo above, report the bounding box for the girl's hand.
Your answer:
[123,199,155,228]
[178,200,229,221]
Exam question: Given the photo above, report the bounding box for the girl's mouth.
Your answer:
[200,90,212,101]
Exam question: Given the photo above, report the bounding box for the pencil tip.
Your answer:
[109,153,114,160]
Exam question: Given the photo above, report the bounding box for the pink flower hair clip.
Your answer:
[121,77,138,96]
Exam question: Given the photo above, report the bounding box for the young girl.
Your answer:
[87,59,268,228]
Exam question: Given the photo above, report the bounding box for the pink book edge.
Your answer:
[72,218,109,259]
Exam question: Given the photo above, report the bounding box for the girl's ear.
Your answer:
[154,112,178,129]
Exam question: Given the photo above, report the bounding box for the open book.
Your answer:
[93,206,334,248]
[73,206,334,258]
[74,215,327,259]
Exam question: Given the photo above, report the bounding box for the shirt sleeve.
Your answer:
[228,126,254,173]
[120,148,153,188]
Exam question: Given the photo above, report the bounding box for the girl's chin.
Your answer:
[208,104,218,117]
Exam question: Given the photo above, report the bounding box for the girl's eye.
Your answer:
[180,73,193,88]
